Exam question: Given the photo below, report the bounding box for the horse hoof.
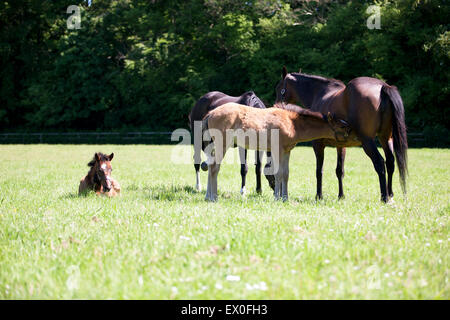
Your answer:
[201,162,208,171]
[256,188,262,194]
[315,194,323,201]
[240,187,246,196]
[195,184,201,192]
[338,194,345,200]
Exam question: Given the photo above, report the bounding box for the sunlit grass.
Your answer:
[0,145,448,299]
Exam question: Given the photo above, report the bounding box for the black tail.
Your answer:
[381,85,408,194]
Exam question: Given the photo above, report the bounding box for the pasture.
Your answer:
[0,144,448,299]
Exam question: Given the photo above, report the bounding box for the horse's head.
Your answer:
[247,92,266,109]
[89,152,114,192]
[326,113,352,142]
[275,66,301,104]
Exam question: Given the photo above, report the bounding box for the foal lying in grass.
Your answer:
[203,102,351,201]
[79,152,121,197]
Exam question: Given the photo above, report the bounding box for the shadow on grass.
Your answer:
[59,184,333,205]
[60,192,81,199]
[59,191,98,199]
[128,184,203,201]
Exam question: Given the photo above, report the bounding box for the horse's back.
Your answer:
[210,103,287,131]
[78,176,90,195]
[190,91,264,125]
[190,91,227,125]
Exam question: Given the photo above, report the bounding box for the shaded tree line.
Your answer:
[0,0,448,145]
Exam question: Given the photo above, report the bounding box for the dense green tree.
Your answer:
[0,0,448,145]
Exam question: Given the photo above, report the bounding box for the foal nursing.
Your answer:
[203,102,351,201]
[79,152,121,197]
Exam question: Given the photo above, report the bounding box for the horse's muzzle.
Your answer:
[103,176,112,192]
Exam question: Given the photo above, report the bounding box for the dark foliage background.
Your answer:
[0,0,448,145]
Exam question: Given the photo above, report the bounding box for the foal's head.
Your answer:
[326,113,352,142]
[88,152,114,192]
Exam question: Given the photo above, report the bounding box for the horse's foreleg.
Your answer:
[336,147,346,200]
[312,140,325,200]
[380,137,395,199]
[255,150,263,194]
[194,164,201,191]
[238,148,248,195]
[361,137,388,203]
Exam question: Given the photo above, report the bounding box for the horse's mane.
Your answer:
[291,72,345,88]
[87,152,110,167]
[273,103,326,122]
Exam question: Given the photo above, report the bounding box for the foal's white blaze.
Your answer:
[101,164,107,170]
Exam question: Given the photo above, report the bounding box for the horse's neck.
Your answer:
[292,115,334,142]
[86,167,98,187]
[294,75,343,109]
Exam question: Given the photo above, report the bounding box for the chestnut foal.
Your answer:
[79,152,121,197]
[203,102,351,201]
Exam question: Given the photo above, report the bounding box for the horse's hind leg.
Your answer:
[272,150,282,200]
[281,152,290,201]
[336,147,346,200]
[238,147,248,195]
[264,151,275,190]
[207,163,221,202]
[361,137,388,202]
[255,151,263,194]
[312,140,325,200]
[205,137,228,202]
[380,136,395,199]
[274,174,281,200]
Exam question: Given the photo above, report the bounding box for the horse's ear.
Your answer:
[95,153,100,162]
[108,153,114,161]
[282,66,287,78]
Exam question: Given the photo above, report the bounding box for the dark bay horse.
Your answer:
[275,67,408,202]
[189,91,274,194]
[202,102,351,201]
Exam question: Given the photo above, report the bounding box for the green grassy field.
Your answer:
[0,145,448,299]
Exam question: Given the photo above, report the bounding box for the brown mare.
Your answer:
[189,91,273,194]
[202,102,351,201]
[79,152,121,197]
[275,67,408,202]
